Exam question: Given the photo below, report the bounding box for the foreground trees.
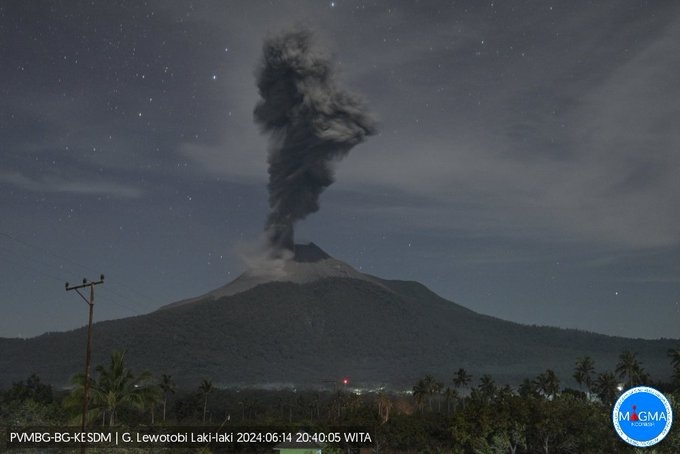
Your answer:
[159,373,176,422]
[453,368,472,390]
[594,371,619,406]
[199,378,213,423]
[534,369,560,400]
[3,346,680,452]
[66,350,159,426]
[412,374,443,412]
[669,347,680,387]
[616,350,648,388]
[573,356,595,396]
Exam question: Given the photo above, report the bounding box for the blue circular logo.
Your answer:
[612,386,673,447]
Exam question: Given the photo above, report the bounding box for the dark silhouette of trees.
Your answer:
[412,374,442,412]
[431,378,443,412]
[534,369,560,400]
[453,368,472,390]
[412,379,427,413]
[198,378,213,423]
[479,374,496,398]
[4,374,53,404]
[67,350,154,426]
[142,380,162,425]
[0,374,60,426]
[518,378,540,398]
[9,346,680,451]
[668,347,680,388]
[376,391,392,422]
[615,350,647,388]
[159,374,175,422]
[594,371,619,406]
[95,350,155,426]
[472,374,497,404]
[443,387,457,416]
[573,356,595,398]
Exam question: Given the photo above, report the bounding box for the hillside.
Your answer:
[0,244,676,389]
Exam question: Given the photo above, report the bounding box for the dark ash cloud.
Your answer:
[253,27,377,253]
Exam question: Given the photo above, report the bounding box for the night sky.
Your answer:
[1,1,679,340]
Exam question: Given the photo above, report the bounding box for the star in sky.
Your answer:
[0,0,678,341]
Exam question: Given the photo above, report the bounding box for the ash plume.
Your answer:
[254,27,376,254]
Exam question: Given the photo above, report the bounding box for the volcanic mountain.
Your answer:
[161,243,387,310]
[0,243,675,388]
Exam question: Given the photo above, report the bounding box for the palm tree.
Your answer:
[668,348,680,387]
[479,374,496,402]
[376,391,392,422]
[616,350,647,388]
[669,347,680,369]
[65,372,99,425]
[140,382,162,425]
[594,371,619,406]
[199,379,213,423]
[534,369,560,399]
[518,378,539,398]
[534,372,548,398]
[159,374,176,423]
[453,368,472,390]
[443,387,458,416]
[453,368,472,409]
[430,379,444,412]
[421,374,440,411]
[573,356,595,398]
[90,350,152,426]
[412,379,427,413]
[346,393,362,414]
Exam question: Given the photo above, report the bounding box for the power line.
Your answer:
[0,230,170,313]
[1,230,228,361]
[0,230,202,344]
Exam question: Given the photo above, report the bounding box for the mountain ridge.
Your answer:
[0,244,676,389]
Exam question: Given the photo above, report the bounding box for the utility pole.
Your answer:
[65,274,104,435]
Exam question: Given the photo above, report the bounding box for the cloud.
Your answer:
[177,142,266,182]
[161,1,680,251]
[0,171,142,198]
[328,7,680,250]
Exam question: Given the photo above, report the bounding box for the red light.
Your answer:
[342,378,349,385]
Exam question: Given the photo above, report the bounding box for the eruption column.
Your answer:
[253,28,376,254]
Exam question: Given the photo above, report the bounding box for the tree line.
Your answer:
[1,347,679,452]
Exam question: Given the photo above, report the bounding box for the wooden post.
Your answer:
[65,275,104,447]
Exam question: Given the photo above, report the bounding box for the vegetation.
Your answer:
[615,350,648,388]
[198,378,213,423]
[573,356,595,397]
[669,347,680,387]
[1,347,679,452]
[159,373,175,423]
[65,350,159,426]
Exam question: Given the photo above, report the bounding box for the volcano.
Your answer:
[161,243,387,311]
[0,243,675,388]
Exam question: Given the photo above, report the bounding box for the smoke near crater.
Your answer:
[254,27,377,255]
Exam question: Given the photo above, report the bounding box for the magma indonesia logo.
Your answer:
[613,386,673,447]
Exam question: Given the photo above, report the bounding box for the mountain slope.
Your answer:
[0,245,676,388]
[161,243,388,310]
